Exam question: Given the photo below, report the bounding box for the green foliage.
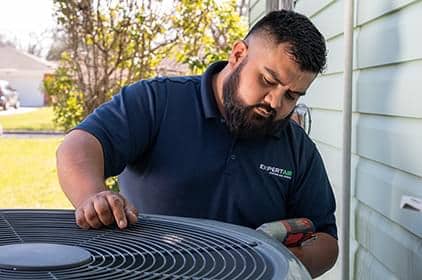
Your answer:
[105,176,119,192]
[173,0,248,74]
[48,0,247,129]
[43,65,84,131]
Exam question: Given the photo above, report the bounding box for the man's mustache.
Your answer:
[247,103,276,119]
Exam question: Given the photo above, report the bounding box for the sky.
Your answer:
[0,0,176,56]
[0,0,229,57]
[0,0,55,54]
[0,0,179,39]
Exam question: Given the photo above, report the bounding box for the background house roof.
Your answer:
[0,46,56,72]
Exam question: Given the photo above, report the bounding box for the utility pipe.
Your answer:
[342,0,355,279]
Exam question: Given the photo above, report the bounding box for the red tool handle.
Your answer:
[280,218,315,247]
[257,218,315,247]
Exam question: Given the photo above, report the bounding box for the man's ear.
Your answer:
[228,40,248,68]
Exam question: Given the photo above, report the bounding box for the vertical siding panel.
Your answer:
[249,0,267,26]
[301,72,343,110]
[354,246,399,280]
[311,0,344,39]
[356,0,419,25]
[355,60,422,118]
[325,36,345,74]
[356,1,422,68]
[355,158,422,237]
[356,115,422,177]
[294,0,336,17]
[356,203,422,279]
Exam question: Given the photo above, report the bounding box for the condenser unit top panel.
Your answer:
[0,209,310,280]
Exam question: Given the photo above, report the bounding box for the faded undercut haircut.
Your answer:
[245,10,327,73]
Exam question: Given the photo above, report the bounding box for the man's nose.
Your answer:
[264,87,285,109]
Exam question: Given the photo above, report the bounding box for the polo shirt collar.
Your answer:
[200,61,227,119]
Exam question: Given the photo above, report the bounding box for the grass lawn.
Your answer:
[0,107,64,132]
[0,137,72,209]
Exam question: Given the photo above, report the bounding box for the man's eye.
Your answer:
[285,90,296,101]
[263,77,277,86]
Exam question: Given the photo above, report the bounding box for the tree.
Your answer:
[173,0,247,74]
[44,0,247,131]
[46,30,68,61]
[26,30,52,57]
[47,0,177,127]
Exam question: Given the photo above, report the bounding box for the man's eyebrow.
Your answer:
[263,66,306,96]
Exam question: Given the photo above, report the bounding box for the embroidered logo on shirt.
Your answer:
[259,163,293,180]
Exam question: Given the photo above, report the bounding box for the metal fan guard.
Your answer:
[0,209,310,279]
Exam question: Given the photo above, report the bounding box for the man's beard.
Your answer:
[222,58,291,139]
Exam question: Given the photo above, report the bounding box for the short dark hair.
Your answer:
[245,10,326,73]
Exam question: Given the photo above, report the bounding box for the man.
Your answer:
[57,10,338,278]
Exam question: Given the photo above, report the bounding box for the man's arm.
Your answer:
[57,129,137,229]
[288,232,339,278]
[57,129,106,207]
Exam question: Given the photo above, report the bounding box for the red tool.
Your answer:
[256,218,315,247]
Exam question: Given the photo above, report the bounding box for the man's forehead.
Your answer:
[244,35,316,86]
[247,39,298,70]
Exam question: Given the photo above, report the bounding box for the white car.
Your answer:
[0,80,20,110]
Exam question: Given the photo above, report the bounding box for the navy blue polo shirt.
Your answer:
[77,61,337,239]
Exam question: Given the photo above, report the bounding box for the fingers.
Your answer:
[125,202,138,225]
[75,208,89,229]
[76,200,102,229]
[75,191,138,230]
[106,193,127,229]
[85,200,104,228]
[93,196,114,226]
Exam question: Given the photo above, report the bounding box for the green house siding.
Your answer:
[249,0,267,26]
[249,0,295,26]
[249,0,422,279]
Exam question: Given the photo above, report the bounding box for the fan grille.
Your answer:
[0,210,300,279]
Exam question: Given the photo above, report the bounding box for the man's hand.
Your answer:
[75,191,138,229]
[56,130,138,230]
[288,232,338,278]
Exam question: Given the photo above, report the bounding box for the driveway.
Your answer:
[1,131,65,138]
[0,107,38,116]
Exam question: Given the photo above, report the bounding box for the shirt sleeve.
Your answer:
[75,80,163,178]
[287,143,338,239]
